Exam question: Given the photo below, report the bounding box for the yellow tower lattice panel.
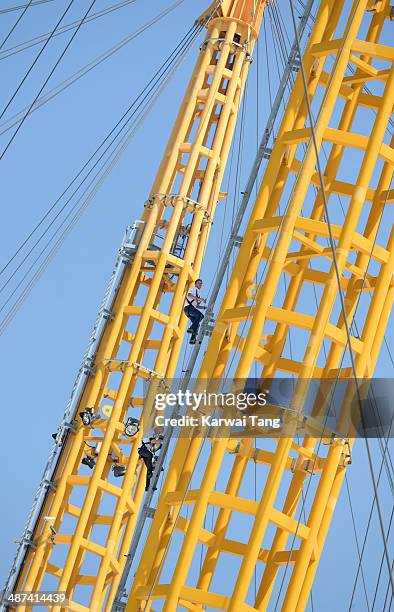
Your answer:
[10,2,267,611]
[127,0,394,610]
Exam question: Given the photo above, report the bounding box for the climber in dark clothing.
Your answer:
[138,426,164,491]
[184,278,206,344]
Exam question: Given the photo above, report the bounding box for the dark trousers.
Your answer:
[138,445,154,490]
[184,305,204,334]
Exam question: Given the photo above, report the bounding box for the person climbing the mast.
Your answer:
[138,426,164,491]
[184,278,206,344]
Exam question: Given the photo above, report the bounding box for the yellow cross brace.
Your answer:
[127,1,394,610]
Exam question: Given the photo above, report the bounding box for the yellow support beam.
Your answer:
[127,1,394,610]
[12,2,267,610]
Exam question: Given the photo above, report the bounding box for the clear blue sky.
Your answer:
[0,0,393,610]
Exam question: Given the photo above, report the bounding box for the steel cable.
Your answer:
[0,23,203,335]
[0,12,193,286]
[0,2,183,137]
[0,0,79,124]
[0,0,100,162]
[0,0,33,50]
[349,416,394,609]
[0,0,54,14]
[0,0,137,59]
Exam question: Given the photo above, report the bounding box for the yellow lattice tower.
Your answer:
[11,2,267,610]
[127,0,394,609]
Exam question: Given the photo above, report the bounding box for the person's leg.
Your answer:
[184,306,195,333]
[189,306,203,333]
[189,308,204,344]
[196,309,204,330]
[143,454,154,489]
[138,447,154,490]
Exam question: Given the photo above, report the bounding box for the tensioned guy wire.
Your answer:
[0,0,99,162]
[0,5,191,285]
[0,0,54,14]
[0,23,203,335]
[0,0,137,59]
[0,0,34,50]
[0,0,79,123]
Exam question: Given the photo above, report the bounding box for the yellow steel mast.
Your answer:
[10,2,267,610]
[127,0,394,609]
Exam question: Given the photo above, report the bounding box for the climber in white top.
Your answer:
[184,278,206,344]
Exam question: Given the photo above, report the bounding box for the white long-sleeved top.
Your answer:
[184,285,204,311]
